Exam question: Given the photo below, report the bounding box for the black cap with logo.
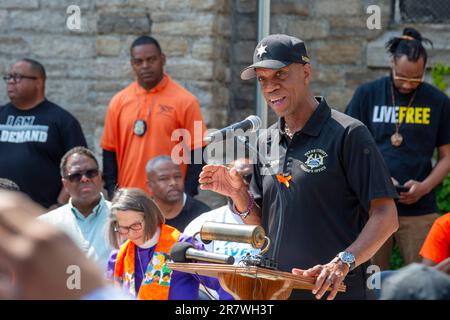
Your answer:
[240,34,310,80]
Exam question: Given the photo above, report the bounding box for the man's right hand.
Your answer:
[199,164,247,198]
[199,164,261,224]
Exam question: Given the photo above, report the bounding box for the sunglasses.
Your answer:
[64,168,99,183]
[392,67,424,84]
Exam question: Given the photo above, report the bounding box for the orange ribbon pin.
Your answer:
[276,174,292,188]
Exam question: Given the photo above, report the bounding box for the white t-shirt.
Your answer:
[183,205,261,265]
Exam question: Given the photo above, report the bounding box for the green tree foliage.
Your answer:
[432,63,450,214]
[431,63,450,92]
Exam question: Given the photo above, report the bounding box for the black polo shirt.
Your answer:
[250,97,397,299]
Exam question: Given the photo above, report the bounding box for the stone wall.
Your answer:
[230,0,450,125]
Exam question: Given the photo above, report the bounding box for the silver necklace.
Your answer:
[136,247,145,279]
[284,122,295,139]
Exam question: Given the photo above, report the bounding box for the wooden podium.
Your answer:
[166,262,346,300]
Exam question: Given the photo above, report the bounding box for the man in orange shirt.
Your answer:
[101,36,207,199]
[420,212,450,265]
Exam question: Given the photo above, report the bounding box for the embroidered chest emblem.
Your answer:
[301,149,328,173]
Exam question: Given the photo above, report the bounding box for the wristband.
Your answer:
[232,191,254,219]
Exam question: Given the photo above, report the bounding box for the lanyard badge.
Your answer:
[134,119,147,136]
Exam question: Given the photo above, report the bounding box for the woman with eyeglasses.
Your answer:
[105,188,233,300]
[346,27,450,271]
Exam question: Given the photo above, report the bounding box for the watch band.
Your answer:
[336,251,356,271]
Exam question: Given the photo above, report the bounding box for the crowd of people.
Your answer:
[0,28,449,300]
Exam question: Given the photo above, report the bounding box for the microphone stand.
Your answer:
[233,135,286,270]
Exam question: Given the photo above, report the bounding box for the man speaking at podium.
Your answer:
[199,34,399,300]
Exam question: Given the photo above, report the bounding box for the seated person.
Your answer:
[146,156,210,231]
[105,188,232,300]
[39,147,113,271]
[379,262,450,300]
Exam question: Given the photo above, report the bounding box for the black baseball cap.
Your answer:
[240,34,310,80]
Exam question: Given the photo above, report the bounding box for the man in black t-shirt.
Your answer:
[346,28,450,270]
[0,59,87,209]
[146,155,210,231]
[199,34,399,300]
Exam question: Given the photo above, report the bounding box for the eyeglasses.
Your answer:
[3,73,38,83]
[392,67,424,84]
[64,168,99,183]
[114,220,144,235]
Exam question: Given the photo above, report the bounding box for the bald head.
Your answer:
[146,155,174,175]
[146,156,184,204]
[0,178,20,191]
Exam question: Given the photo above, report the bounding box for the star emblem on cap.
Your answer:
[256,44,267,58]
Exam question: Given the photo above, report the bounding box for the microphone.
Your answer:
[199,222,266,249]
[204,115,261,143]
[170,242,235,265]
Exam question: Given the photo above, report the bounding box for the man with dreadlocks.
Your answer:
[346,27,450,270]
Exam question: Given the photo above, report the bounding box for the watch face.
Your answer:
[341,252,355,263]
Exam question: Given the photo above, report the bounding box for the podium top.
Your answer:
[166,262,346,292]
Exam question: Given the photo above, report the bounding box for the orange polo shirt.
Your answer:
[419,212,450,264]
[101,74,207,193]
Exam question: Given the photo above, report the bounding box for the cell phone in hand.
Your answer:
[395,185,410,193]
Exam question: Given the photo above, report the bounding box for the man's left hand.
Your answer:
[292,258,349,300]
[399,180,429,205]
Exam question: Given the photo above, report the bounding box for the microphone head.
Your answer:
[245,115,262,131]
[203,115,262,143]
[170,242,194,262]
[224,255,235,265]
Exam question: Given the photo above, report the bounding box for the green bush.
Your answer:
[432,63,450,215]
[390,245,404,270]
[436,174,450,214]
[431,63,450,92]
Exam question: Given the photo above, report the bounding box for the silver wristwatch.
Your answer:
[336,251,356,271]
